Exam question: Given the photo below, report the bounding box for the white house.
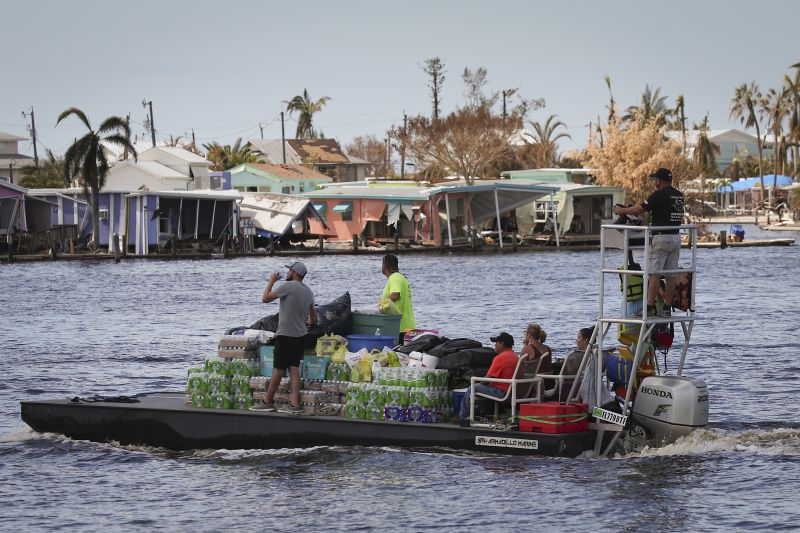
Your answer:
[102,146,212,192]
[666,128,774,173]
[0,131,35,184]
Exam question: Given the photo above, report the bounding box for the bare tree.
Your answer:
[421,57,446,120]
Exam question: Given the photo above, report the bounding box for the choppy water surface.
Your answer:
[2,245,800,531]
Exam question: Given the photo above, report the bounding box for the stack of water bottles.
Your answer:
[344,367,451,423]
[185,356,259,410]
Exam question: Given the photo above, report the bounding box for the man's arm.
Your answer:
[307,305,317,327]
[612,203,645,216]
[387,292,400,302]
[262,273,281,303]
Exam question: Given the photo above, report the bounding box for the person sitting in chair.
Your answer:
[520,323,552,374]
[458,332,518,425]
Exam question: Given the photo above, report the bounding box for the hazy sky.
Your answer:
[3,0,799,159]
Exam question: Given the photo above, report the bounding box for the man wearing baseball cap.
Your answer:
[612,168,685,317]
[458,331,519,426]
[260,261,316,414]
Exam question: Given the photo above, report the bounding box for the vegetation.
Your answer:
[525,115,571,168]
[584,115,692,203]
[284,89,331,139]
[19,150,67,188]
[622,85,671,126]
[346,135,390,176]
[730,82,766,197]
[56,107,136,250]
[202,138,262,170]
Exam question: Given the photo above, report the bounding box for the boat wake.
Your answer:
[627,426,800,458]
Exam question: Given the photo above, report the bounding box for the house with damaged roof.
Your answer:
[248,139,370,182]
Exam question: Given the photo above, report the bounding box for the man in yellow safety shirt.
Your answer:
[381,254,415,345]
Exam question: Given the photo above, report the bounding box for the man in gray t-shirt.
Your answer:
[260,261,316,414]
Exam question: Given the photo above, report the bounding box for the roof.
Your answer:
[239,192,326,235]
[152,146,210,164]
[717,174,794,192]
[26,189,90,205]
[242,163,332,181]
[248,139,302,164]
[121,160,191,179]
[665,128,761,146]
[287,139,350,164]
[0,132,26,142]
[126,189,242,200]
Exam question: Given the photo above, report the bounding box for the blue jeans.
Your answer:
[459,384,506,419]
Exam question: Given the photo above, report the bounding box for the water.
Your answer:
[2,247,800,531]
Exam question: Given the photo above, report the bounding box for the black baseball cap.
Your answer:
[650,168,673,181]
[490,332,514,347]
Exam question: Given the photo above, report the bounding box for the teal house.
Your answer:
[229,163,332,194]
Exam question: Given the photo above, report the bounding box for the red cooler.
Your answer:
[518,402,589,433]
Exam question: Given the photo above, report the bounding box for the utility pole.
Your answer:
[280,112,286,164]
[191,128,196,152]
[22,107,39,167]
[385,134,391,176]
[259,123,264,139]
[400,112,407,179]
[142,99,156,147]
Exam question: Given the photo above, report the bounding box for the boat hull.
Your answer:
[20,393,595,457]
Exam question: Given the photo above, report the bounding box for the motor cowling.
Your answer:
[631,375,709,445]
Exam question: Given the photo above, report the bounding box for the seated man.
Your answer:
[563,326,594,376]
[458,332,518,426]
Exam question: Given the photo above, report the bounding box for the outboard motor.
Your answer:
[630,375,709,446]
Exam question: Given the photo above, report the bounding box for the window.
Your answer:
[233,186,245,192]
[299,183,305,193]
[258,186,271,192]
[282,186,291,194]
[333,202,353,221]
[246,186,257,192]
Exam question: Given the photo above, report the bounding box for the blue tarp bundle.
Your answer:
[717,174,794,192]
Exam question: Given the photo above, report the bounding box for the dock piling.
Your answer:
[112,233,121,263]
[352,234,359,254]
[719,230,727,249]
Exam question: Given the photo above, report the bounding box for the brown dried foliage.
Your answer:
[584,117,692,203]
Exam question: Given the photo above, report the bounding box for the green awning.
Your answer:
[332,202,352,213]
[312,202,326,213]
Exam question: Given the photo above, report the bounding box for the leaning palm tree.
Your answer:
[57,107,136,251]
[284,89,331,139]
[730,82,766,207]
[760,87,791,203]
[527,115,572,167]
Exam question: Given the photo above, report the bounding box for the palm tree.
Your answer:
[784,69,800,177]
[675,95,687,153]
[622,85,670,126]
[201,138,262,170]
[57,107,136,251]
[693,124,720,202]
[760,87,791,202]
[603,75,616,125]
[284,89,331,139]
[526,115,572,167]
[19,150,67,188]
[730,82,766,207]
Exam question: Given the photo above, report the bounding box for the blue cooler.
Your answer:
[730,224,745,241]
[346,334,397,352]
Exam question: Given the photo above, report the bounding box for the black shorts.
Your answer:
[273,335,306,370]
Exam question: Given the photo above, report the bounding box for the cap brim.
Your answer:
[489,336,499,342]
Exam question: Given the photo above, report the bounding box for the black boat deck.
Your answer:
[21,393,595,456]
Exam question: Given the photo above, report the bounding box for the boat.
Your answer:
[20,223,708,457]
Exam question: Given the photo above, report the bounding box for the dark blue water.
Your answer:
[2,245,800,531]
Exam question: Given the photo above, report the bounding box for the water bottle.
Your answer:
[375,327,382,337]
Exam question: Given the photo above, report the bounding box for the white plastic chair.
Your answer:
[469,354,543,423]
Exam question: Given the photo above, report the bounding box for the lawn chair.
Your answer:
[469,353,544,424]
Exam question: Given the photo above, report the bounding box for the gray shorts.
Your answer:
[648,234,681,276]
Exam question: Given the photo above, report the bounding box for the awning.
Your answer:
[190,165,210,180]
[312,202,326,213]
[332,202,352,213]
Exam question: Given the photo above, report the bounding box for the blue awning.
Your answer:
[717,174,794,192]
[332,202,353,213]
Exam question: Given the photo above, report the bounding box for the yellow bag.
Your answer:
[351,353,374,382]
[315,334,346,357]
[379,298,402,315]
[330,343,347,364]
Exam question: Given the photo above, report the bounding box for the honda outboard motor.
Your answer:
[631,375,709,446]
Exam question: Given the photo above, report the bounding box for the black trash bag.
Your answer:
[396,333,447,354]
[427,338,483,358]
[447,366,489,390]
[437,347,496,370]
[249,314,279,332]
[307,292,352,337]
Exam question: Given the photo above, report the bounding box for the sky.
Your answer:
[3,0,800,160]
